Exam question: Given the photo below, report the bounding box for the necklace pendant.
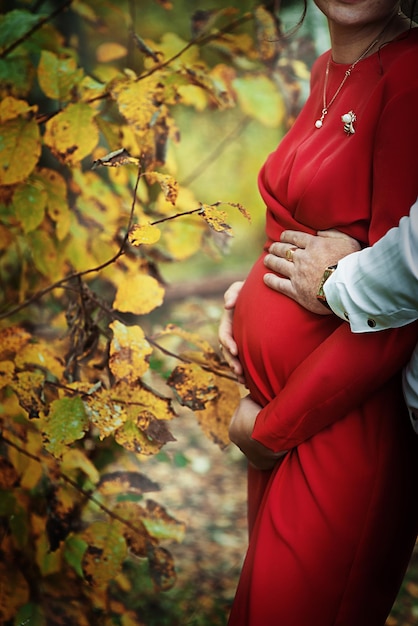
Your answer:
[341,110,356,135]
[315,108,327,129]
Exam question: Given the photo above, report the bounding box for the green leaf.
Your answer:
[0,10,42,52]
[0,56,33,98]
[0,491,29,550]
[13,180,47,233]
[14,602,46,626]
[0,116,40,185]
[38,50,84,101]
[64,535,88,578]
[141,500,185,544]
[41,397,89,458]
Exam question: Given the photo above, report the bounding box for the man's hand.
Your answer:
[218,281,246,384]
[229,395,286,470]
[263,229,361,314]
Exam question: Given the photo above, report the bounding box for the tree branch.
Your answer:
[0,0,74,59]
[0,163,142,321]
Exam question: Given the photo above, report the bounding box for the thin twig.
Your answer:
[0,0,74,59]
[147,336,238,382]
[0,164,142,321]
[1,433,159,543]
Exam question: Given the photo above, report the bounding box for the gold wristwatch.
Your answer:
[316,264,338,310]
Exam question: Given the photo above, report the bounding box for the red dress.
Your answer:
[229,30,418,626]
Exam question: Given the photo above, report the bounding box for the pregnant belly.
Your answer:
[233,254,341,406]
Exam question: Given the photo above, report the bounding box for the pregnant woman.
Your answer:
[219,1,418,624]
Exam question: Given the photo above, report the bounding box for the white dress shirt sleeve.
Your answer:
[324,199,418,430]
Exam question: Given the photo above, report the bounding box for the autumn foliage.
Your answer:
[0,1,308,623]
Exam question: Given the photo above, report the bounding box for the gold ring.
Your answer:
[285,247,297,262]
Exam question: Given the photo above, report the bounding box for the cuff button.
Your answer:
[367,318,377,328]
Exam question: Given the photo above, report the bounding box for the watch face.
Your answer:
[316,265,337,310]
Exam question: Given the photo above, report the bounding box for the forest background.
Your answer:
[0,0,417,625]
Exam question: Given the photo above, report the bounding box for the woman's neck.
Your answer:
[328,12,410,64]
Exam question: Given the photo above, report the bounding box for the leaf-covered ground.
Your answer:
[140,410,418,626]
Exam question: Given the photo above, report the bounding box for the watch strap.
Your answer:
[316,264,338,310]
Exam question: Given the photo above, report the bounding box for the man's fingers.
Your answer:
[317,229,362,251]
[264,253,293,277]
[279,230,313,248]
[263,272,296,299]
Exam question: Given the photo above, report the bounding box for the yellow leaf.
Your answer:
[233,74,286,127]
[109,321,152,381]
[145,172,178,205]
[199,203,232,234]
[177,84,208,110]
[33,513,62,575]
[79,75,107,102]
[5,424,44,490]
[84,388,128,439]
[115,414,174,455]
[0,360,15,389]
[44,102,99,165]
[0,96,37,122]
[167,364,218,410]
[151,32,199,68]
[113,274,165,315]
[110,74,165,132]
[128,223,161,246]
[0,326,31,358]
[112,380,176,422]
[96,42,127,63]
[112,502,151,558]
[160,323,214,353]
[0,116,40,185]
[14,370,45,418]
[81,521,127,587]
[61,448,100,485]
[15,342,64,379]
[12,179,47,233]
[193,374,240,449]
[98,471,159,497]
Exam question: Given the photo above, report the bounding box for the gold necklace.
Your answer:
[314,36,379,129]
[314,10,400,130]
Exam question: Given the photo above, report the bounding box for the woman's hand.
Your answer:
[229,395,286,470]
[218,281,245,384]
